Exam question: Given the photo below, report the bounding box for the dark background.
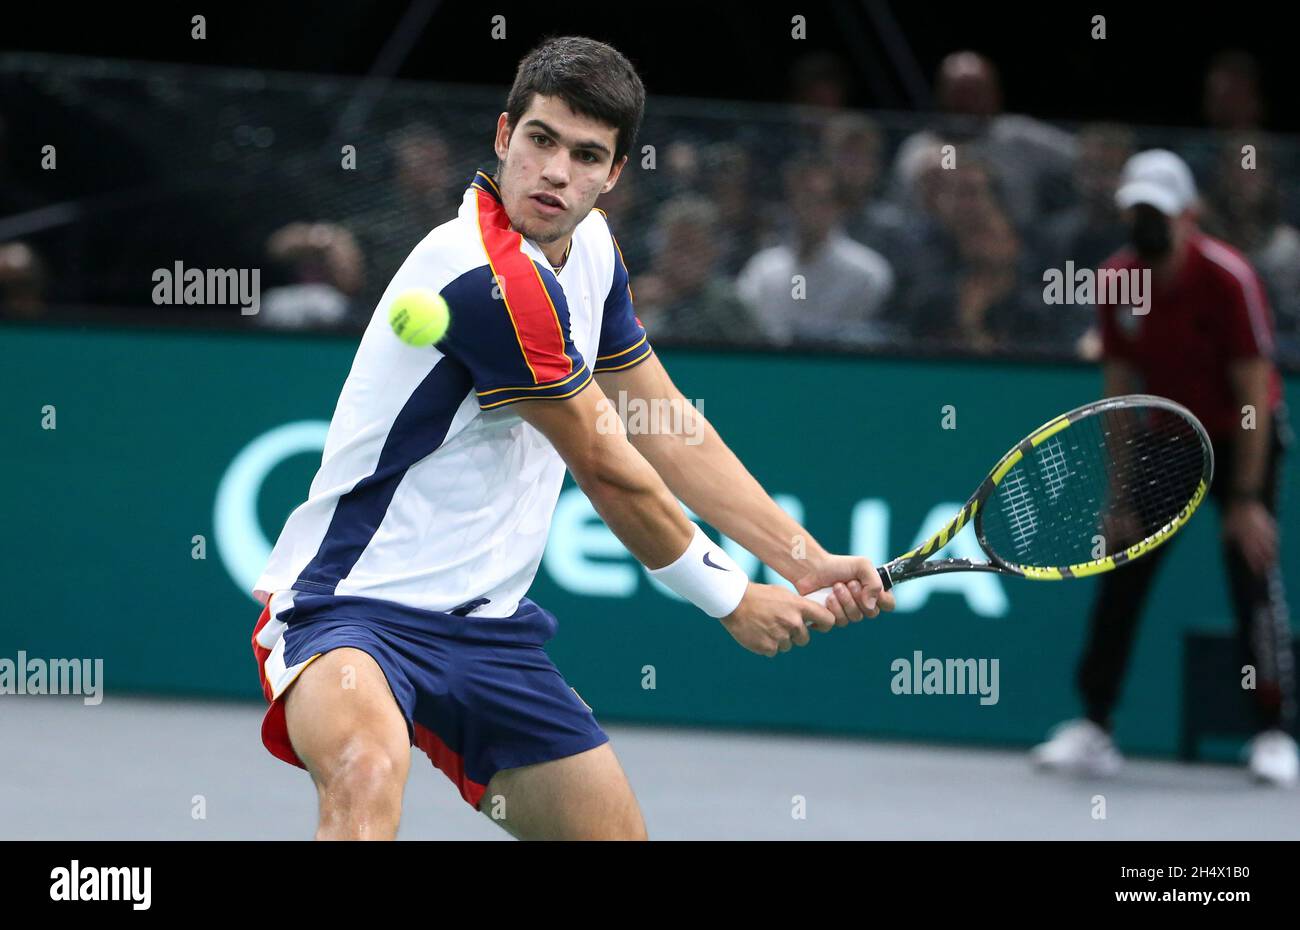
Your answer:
[9,1,1296,129]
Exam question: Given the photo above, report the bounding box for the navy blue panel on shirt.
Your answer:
[594,233,652,373]
[293,356,475,595]
[439,263,591,409]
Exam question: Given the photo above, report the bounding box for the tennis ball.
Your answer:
[389,288,450,347]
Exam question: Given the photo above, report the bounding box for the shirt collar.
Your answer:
[467,169,503,204]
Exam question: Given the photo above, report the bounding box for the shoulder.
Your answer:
[832,233,892,277]
[398,207,491,290]
[1194,233,1255,279]
[1193,233,1269,302]
[738,244,791,276]
[580,207,620,262]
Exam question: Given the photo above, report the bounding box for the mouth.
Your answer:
[529,191,567,216]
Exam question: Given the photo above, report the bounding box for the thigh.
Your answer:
[283,647,412,787]
[478,741,646,840]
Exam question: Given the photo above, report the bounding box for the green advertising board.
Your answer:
[3,324,1295,756]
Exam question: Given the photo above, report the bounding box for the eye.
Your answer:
[531,134,551,147]
[577,151,599,164]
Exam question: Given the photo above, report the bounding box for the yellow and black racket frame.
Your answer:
[877,394,1214,590]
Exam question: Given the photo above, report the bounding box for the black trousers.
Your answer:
[1077,412,1295,731]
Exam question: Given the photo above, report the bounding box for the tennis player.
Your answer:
[1033,150,1296,785]
[250,36,893,840]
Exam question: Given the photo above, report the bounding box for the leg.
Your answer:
[282,647,412,840]
[477,742,647,840]
[1223,544,1294,729]
[1222,428,1295,732]
[1076,546,1170,729]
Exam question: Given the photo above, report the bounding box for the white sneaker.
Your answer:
[1246,730,1299,787]
[1031,719,1123,776]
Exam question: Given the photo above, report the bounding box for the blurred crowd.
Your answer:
[2,49,1298,369]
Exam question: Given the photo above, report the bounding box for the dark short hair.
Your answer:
[505,36,646,165]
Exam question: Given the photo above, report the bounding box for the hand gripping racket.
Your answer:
[806,394,1214,603]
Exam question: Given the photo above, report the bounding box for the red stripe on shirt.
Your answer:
[474,190,573,384]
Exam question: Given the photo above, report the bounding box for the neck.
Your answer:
[540,237,572,269]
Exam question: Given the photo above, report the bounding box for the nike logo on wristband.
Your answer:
[702,552,729,571]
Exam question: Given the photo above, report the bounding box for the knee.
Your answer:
[318,740,407,815]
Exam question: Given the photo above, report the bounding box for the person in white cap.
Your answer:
[1034,149,1297,786]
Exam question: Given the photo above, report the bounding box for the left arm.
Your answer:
[1224,357,1278,573]
[1219,262,1281,575]
[596,353,892,621]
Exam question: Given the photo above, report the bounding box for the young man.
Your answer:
[1033,150,1296,785]
[250,36,893,840]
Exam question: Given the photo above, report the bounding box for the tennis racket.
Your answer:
[806,394,1213,602]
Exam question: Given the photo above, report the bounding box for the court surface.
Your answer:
[3,694,1295,840]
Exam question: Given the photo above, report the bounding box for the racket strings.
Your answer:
[982,406,1207,568]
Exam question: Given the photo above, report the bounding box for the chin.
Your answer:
[516,219,569,245]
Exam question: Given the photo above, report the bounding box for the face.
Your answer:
[396,135,450,196]
[661,220,716,290]
[1124,204,1195,262]
[494,94,626,246]
[791,170,841,237]
[828,131,880,195]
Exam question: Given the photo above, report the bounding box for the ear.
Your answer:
[602,155,628,194]
[493,112,512,162]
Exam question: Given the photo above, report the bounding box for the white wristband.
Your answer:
[647,525,749,618]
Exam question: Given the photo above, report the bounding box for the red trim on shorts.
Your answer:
[414,722,487,809]
[252,603,309,770]
[252,603,490,810]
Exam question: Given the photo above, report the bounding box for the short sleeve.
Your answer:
[594,230,653,373]
[1222,260,1276,360]
[439,262,591,410]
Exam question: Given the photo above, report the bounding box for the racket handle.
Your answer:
[803,565,894,605]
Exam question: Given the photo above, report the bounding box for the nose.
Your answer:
[541,148,569,187]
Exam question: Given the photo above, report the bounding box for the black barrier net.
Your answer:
[2,54,1299,370]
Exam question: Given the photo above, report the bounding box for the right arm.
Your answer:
[520,378,694,571]
[514,381,835,656]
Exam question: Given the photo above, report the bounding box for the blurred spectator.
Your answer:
[824,113,934,308]
[787,52,852,110]
[258,222,365,330]
[1044,124,1134,271]
[827,114,905,250]
[1203,137,1300,366]
[1204,50,1264,132]
[1185,51,1269,197]
[595,164,650,273]
[736,158,893,348]
[662,140,702,198]
[1042,124,1135,348]
[0,241,47,320]
[910,160,1048,354]
[633,197,757,345]
[700,142,777,275]
[348,124,462,311]
[890,51,1078,228]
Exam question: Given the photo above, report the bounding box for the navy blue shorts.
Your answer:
[252,592,609,809]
